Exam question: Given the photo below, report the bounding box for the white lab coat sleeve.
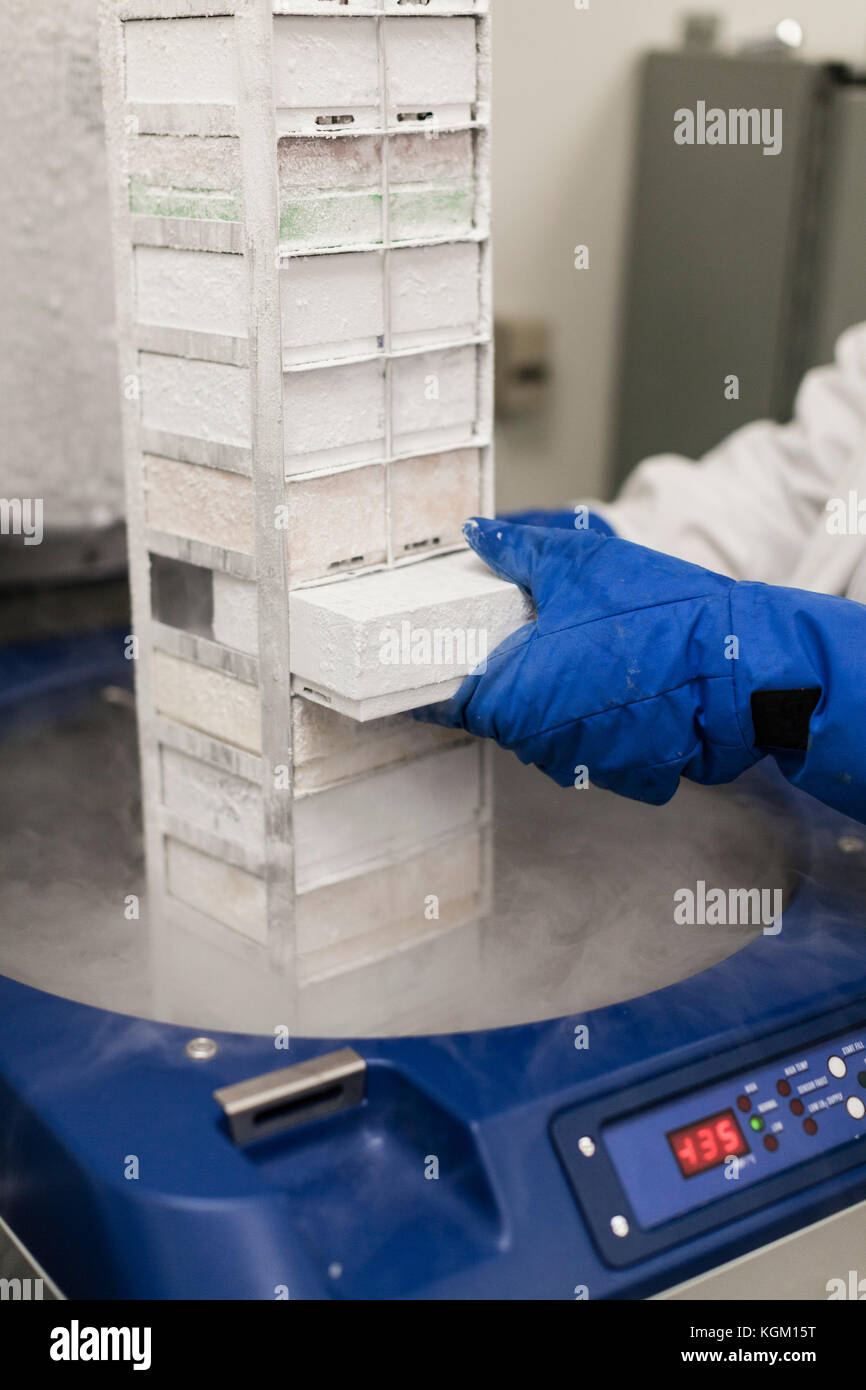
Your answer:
[594,323,866,584]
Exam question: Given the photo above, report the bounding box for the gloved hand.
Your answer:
[499,506,616,537]
[417,518,866,822]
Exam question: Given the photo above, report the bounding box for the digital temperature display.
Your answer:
[666,1109,749,1178]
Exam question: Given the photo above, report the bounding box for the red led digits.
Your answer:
[667,1109,750,1179]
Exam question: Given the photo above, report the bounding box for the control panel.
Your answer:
[551,1011,866,1269]
[604,1025,866,1229]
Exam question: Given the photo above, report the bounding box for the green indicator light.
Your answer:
[750,1116,765,1132]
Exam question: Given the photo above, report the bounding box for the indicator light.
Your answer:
[776,1079,791,1097]
[790,1098,804,1116]
[736,1095,751,1112]
[750,1116,765,1132]
[764,1134,779,1153]
[804,1118,818,1136]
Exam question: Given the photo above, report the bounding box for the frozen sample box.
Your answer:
[288,548,534,720]
[390,448,482,557]
[273,16,380,133]
[392,344,479,454]
[389,242,481,348]
[152,650,261,754]
[283,358,386,471]
[144,457,254,555]
[124,17,238,108]
[135,246,247,338]
[389,130,476,242]
[278,136,383,250]
[128,134,242,224]
[140,353,251,447]
[280,252,384,364]
[283,466,388,584]
[384,17,477,125]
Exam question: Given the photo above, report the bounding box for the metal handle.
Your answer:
[213,1048,366,1146]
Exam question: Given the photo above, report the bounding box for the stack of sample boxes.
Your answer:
[99,0,508,1028]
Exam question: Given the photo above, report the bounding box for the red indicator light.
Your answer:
[764,1134,779,1153]
[736,1095,751,1112]
[804,1118,818,1136]
[790,1098,804,1116]
[667,1109,750,1179]
[776,1079,791,1097]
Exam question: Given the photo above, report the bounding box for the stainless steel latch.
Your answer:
[213,1048,366,1146]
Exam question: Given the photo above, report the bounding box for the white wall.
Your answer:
[0,0,123,530]
[492,0,866,511]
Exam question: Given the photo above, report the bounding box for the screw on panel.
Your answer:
[578,1136,596,1158]
[186,1037,218,1061]
[610,1215,630,1239]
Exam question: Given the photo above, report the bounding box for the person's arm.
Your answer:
[597,325,866,584]
[418,518,866,826]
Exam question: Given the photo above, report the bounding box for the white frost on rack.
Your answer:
[100,0,500,1010]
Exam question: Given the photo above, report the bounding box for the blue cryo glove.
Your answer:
[499,506,616,536]
[417,518,866,822]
